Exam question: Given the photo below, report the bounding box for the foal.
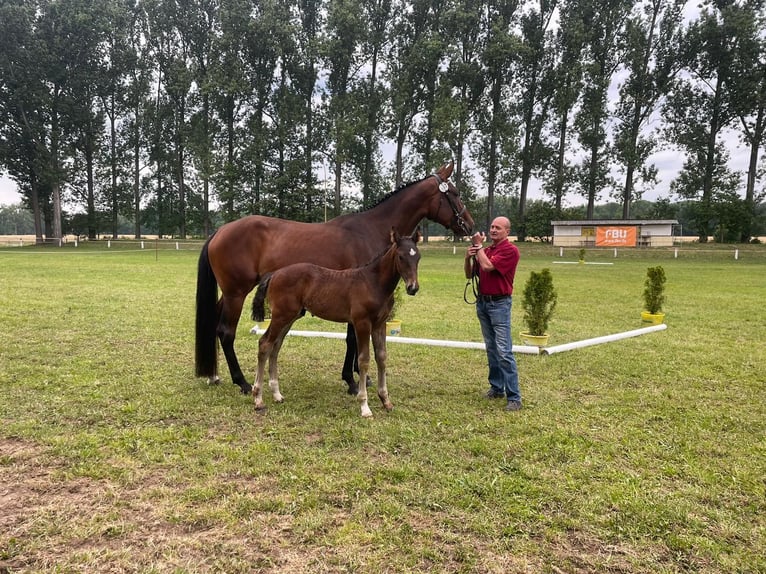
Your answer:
[251,229,421,417]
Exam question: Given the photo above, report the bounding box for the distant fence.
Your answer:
[0,235,205,251]
[2,234,765,262]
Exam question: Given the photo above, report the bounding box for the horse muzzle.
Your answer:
[405,282,419,296]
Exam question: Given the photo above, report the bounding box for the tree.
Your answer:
[385,0,445,186]
[523,199,557,241]
[209,0,251,224]
[514,0,556,241]
[664,0,740,241]
[474,0,522,232]
[727,0,766,241]
[122,0,153,238]
[545,0,586,212]
[0,0,73,243]
[355,0,391,207]
[322,0,364,215]
[436,0,485,197]
[574,0,631,219]
[186,0,222,237]
[613,0,684,219]
[0,204,35,235]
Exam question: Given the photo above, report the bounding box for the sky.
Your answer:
[1,131,752,209]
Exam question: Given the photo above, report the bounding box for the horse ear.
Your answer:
[390,227,400,244]
[438,160,454,179]
[412,228,422,244]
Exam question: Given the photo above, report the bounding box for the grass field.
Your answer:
[1,240,764,573]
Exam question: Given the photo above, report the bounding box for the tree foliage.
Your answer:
[0,0,764,242]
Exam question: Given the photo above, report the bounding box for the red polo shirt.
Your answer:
[478,239,520,296]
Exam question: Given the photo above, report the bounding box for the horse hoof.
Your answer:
[384,402,393,411]
[207,376,221,386]
[240,383,253,395]
[346,384,358,396]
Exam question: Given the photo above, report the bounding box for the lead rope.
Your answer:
[463,256,480,304]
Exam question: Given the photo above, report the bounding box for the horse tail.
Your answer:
[195,234,219,377]
[252,273,273,322]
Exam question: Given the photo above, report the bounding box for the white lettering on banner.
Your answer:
[605,229,628,239]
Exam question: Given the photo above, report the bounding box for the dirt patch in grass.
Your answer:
[0,438,335,573]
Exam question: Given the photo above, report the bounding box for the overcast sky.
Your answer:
[0,129,752,209]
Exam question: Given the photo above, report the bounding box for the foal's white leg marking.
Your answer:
[373,327,393,411]
[357,334,373,418]
[207,376,221,386]
[357,362,372,417]
[253,333,272,411]
[269,378,283,403]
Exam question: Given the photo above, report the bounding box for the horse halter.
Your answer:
[432,173,472,236]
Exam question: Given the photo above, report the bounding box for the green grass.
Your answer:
[0,241,764,573]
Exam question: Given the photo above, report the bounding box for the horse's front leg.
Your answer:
[354,324,373,418]
[372,325,393,411]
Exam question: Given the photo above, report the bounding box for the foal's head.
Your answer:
[390,228,422,296]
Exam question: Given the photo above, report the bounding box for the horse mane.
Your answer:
[363,176,429,212]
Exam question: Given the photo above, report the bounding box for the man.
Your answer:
[464,216,522,411]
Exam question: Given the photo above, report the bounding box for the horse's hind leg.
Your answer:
[217,294,252,394]
[267,324,292,404]
[342,324,359,395]
[372,326,393,411]
[342,324,372,396]
[253,333,272,411]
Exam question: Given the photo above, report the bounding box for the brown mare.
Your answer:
[251,229,421,417]
[195,161,474,395]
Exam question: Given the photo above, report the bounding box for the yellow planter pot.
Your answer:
[386,319,402,336]
[641,311,665,324]
[520,332,550,347]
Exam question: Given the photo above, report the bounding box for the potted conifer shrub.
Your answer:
[520,268,558,346]
[386,284,404,336]
[641,265,666,324]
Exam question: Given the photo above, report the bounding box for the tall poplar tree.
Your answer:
[475,0,521,231]
[322,0,364,216]
[613,0,684,219]
[546,0,586,212]
[515,0,556,240]
[574,0,631,219]
[727,0,766,241]
[664,0,740,241]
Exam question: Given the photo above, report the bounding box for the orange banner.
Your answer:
[596,226,637,247]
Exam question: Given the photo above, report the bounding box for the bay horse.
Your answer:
[195,161,473,395]
[251,229,421,417]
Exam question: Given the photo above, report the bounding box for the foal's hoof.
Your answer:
[207,376,221,386]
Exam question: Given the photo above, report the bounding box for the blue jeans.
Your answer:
[476,297,520,402]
